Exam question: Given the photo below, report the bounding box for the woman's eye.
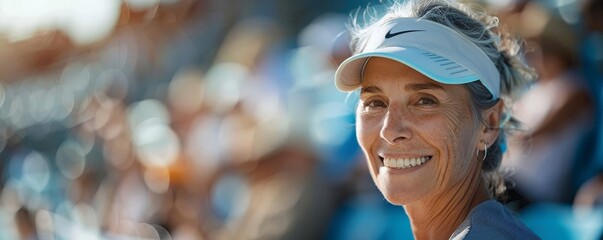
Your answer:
[417,97,437,105]
[363,99,387,109]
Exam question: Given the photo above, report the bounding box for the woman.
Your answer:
[334,0,540,239]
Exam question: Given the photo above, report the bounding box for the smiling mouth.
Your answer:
[380,156,432,169]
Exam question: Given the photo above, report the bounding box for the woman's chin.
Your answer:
[376,177,429,206]
[379,189,422,206]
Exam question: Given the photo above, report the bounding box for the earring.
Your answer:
[482,142,488,162]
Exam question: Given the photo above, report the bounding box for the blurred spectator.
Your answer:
[502,1,595,205]
[494,1,603,239]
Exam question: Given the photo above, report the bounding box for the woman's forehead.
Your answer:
[363,58,432,81]
[361,58,447,89]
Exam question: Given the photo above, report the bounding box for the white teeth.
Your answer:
[396,159,404,168]
[383,156,431,169]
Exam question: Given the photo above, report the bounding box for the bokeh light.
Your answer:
[167,68,205,115]
[133,121,180,167]
[21,151,51,193]
[203,62,247,114]
[55,140,88,180]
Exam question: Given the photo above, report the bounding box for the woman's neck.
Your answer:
[403,168,491,240]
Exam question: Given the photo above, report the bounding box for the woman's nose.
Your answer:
[379,107,413,144]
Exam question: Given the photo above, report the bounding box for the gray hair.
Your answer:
[348,0,537,199]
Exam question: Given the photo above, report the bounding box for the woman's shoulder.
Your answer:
[450,200,541,240]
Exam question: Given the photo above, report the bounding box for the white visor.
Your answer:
[335,18,500,99]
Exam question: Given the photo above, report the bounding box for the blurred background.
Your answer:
[0,0,601,239]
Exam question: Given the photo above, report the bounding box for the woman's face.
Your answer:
[356,57,483,205]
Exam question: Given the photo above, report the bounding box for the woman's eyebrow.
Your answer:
[360,86,382,94]
[405,83,446,92]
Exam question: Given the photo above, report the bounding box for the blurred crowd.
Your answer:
[0,0,602,239]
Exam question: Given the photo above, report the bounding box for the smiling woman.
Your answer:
[335,0,540,239]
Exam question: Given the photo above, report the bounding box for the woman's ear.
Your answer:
[479,101,503,146]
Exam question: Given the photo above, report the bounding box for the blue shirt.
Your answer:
[450,200,541,239]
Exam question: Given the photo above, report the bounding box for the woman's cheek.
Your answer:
[435,109,478,182]
[356,113,380,148]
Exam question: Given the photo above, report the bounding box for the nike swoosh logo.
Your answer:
[385,29,425,39]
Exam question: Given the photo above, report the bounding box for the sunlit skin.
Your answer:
[356,57,502,239]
